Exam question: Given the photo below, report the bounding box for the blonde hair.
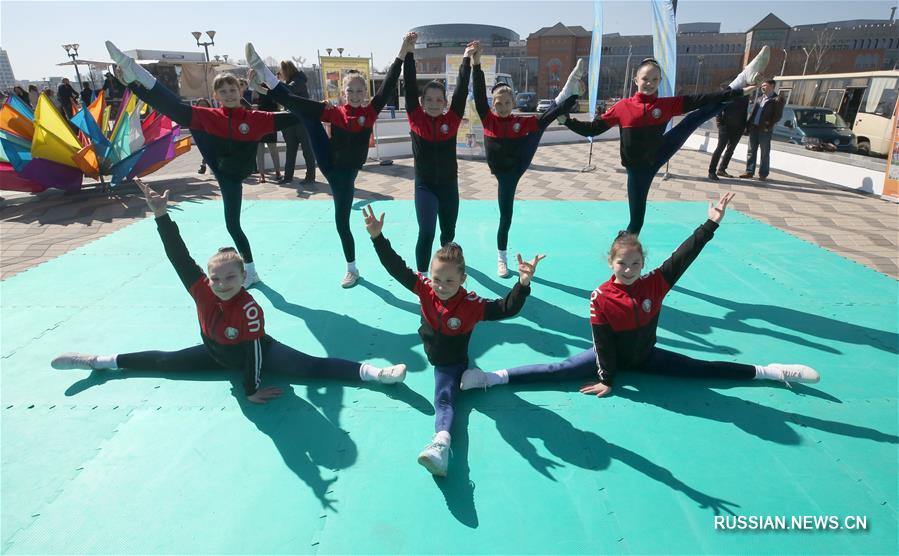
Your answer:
[342,71,367,89]
[212,73,240,91]
[208,247,245,272]
[608,231,646,263]
[492,84,514,102]
[433,242,465,274]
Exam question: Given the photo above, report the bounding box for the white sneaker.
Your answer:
[497,259,510,278]
[376,364,407,384]
[105,41,152,88]
[734,45,770,88]
[245,43,278,89]
[417,436,450,477]
[341,270,359,288]
[460,368,490,391]
[769,363,820,386]
[243,269,260,288]
[51,352,97,370]
[555,58,586,104]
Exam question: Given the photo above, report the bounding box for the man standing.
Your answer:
[708,84,750,180]
[278,60,317,185]
[740,78,784,181]
[57,78,78,119]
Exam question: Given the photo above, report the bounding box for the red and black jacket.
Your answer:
[589,220,719,385]
[564,89,742,169]
[404,52,471,185]
[472,64,577,175]
[372,233,530,366]
[267,57,403,170]
[156,214,271,395]
[129,82,298,180]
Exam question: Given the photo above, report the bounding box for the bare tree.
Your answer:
[808,27,837,74]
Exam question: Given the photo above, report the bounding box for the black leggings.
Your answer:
[414,178,460,273]
[494,131,544,251]
[116,340,361,381]
[709,125,744,173]
[624,101,726,234]
[219,176,254,263]
[506,346,755,383]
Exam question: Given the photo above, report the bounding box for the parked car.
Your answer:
[772,105,858,153]
[515,92,537,112]
[536,99,553,113]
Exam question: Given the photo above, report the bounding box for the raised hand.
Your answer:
[516,253,545,286]
[362,205,385,238]
[248,386,283,404]
[708,192,735,224]
[463,41,479,59]
[579,382,613,397]
[135,178,170,218]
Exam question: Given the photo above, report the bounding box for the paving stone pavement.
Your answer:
[2,141,897,280]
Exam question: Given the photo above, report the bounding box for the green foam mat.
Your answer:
[2,200,896,554]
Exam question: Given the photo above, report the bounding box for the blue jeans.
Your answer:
[745,126,773,177]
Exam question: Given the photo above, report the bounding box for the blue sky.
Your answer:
[2,0,896,80]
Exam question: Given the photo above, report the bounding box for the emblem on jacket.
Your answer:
[440,123,450,134]
[358,115,366,126]
[651,108,662,119]
[447,317,462,330]
[238,123,250,134]
[512,122,521,133]
[225,326,239,339]
[642,299,652,312]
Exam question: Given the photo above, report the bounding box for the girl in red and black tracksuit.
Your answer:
[562,58,749,235]
[246,37,411,287]
[471,46,578,277]
[363,205,542,476]
[404,37,475,273]
[107,35,303,289]
[460,194,819,394]
[51,182,407,402]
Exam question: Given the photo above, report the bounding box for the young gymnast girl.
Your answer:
[244,35,412,288]
[403,34,477,274]
[560,47,770,234]
[362,205,544,476]
[471,44,582,277]
[460,193,820,394]
[105,41,306,288]
[51,180,407,402]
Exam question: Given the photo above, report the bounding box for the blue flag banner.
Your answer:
[650,0,678,99]
[587,0,604,127]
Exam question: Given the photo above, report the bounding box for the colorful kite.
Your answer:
[0,89,190,194]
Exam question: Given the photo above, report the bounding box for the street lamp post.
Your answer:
[62,44,84,91]
[622,43,633,98]
[801,46,811,75]
[780,48,788,76]
[694,55,704,94]
[191,30,216,62]
[337,48,345,57]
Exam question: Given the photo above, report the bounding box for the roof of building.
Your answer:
[528,22,592,39]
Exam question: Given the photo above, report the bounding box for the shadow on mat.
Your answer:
[254,283,433,427]
[675,286,899,355]
[433,404,479,529]
[469,386,740,516]
[616,374,898,445]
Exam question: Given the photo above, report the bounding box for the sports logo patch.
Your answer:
[440,123,450,134]
[225,326,239,339]
[358,115,366,126]
[512,122,521,133]
[651,108,663,119]
[447,317,462,330]
[642,299,652,313]
[238,123,250,134]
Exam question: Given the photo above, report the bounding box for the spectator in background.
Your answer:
[57,78,78,119]
[708,83,750,180]
[239,78,253,108]
[12,85,30,107]
[28,84,40,108]
[80,82,94,107]
[194,98,213,175]
[740,78,785,182]
[279,60,316,185]
[252,87,283,183]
